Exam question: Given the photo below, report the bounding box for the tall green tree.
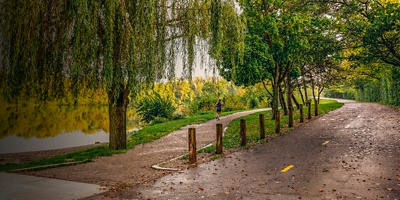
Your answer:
[220,0,309,125]
[0,0,245,149]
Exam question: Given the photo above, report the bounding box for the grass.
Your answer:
[0,110,241,172]
[200,99,344,152]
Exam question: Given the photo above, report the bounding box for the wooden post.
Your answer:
[307,101,312,120]
[240,119,246,146]
[259,114,265,139]
[314,99,319,116]
[300,104,304,123]
[216,123,223,154]
[275,110,280,134]
[188,128,196,164]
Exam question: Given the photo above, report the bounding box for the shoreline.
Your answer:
[0,143,107,165]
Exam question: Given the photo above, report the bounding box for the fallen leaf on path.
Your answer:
[199,188,204,191]
[386,188,394,191]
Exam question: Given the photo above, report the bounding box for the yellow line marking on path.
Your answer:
[281,165,294,172]
[322,141,329,145]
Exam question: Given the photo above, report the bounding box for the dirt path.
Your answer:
[96,101,400,199]
[20,108,269,187]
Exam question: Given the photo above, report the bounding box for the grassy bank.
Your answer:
[0,110,240,172]
[199,99,344,154]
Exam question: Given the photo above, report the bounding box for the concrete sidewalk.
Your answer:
[0,172,104,200]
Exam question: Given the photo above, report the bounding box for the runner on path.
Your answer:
[215,98,223,120]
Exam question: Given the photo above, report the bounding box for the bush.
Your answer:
[172,111,185,120]
[189,96,218,113]
[248,97,259,108]
[136,92,176,123]
[198,96,218,111]
[223,95,247,111]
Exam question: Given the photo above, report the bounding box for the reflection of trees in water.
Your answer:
[0,105,138,139]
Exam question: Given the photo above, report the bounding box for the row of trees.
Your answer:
[217,0,344,129]
[219,0,400,129]
[325,1,400,106]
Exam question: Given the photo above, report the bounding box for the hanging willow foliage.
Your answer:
[0,0,245,102]
[0,0,245,149]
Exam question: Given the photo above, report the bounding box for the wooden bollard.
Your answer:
[314,99,319,116]
[240,119,246,146]
[307,101,312,120]
[188,128,196,164]
[259,114,265,139]
[216,123,223,154]
[275,110,280,134]
[300,104,304,123]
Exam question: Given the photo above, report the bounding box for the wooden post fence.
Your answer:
[216,123,223,154]
[259,114,265,139]
[240,119,246,146]
[188,128,196,164]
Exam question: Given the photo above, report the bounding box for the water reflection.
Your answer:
[0,104,139,153]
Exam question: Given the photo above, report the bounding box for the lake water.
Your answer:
[0,104,139,153]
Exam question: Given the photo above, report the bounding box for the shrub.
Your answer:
[223,95,247,111]
[189,96,218,113]
[198,96,218,111]
[136,92,176,123]
[248,97,259,108]
[172,111,185,120]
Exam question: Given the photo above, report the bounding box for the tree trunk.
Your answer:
[272,70,279,120]
[108,89,129,150]
[311,80,317,104]
[318,86,324,104]
[272,77,279,120]
[287,72,293,127]
[275,110,280,134]
[292,93,300,110]
[302,73,308,103]
[279,84,288,116]
[296,79,305,104]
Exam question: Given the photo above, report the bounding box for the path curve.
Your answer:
[22,108,269,187]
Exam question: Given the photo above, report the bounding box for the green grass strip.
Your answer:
[199,99,344,153]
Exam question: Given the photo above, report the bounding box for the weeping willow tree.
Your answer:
[0,0,245,150]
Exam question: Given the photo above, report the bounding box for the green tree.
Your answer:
[331,0,400,106]
[0,0,245,149]
[220,0,310,125]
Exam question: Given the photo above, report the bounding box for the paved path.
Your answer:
[0,172,104,200]
[112,101,400,199]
